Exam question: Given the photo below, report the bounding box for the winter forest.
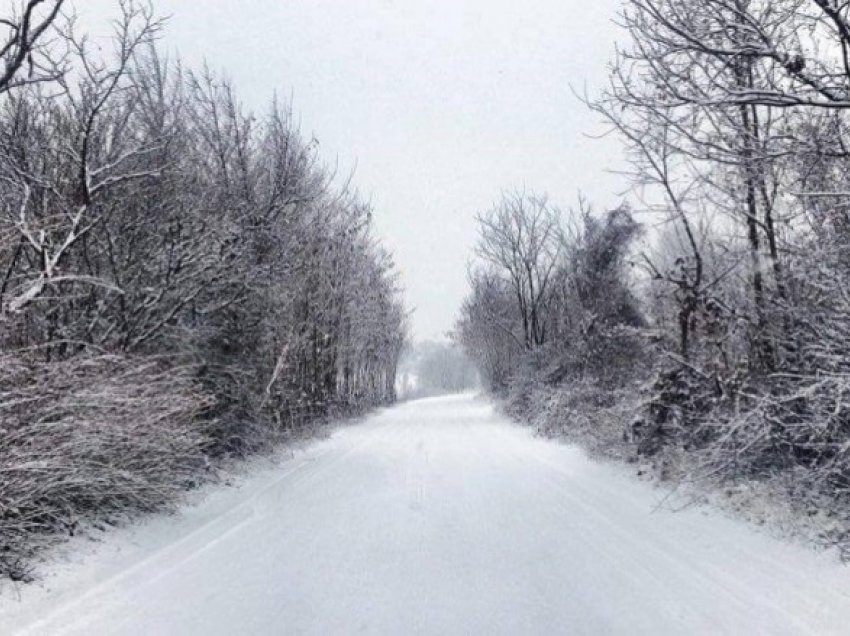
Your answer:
[6,0,850,631]
[0,0,405,581]
[457,0,850,549]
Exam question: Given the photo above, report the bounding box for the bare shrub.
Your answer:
[0,353,212,579]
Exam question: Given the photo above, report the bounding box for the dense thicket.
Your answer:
[457,194,647,412]
[0,1,405,580]
[458,1,850,544]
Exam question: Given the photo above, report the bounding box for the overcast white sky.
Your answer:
[82,0,627,342]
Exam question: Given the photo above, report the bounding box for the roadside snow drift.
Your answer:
[3,394,850,635]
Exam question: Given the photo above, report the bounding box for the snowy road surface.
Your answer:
[4,394,850,635]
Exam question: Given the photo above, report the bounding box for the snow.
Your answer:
[3,393,850,635]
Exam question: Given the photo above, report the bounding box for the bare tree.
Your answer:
[0,0,67,94]
[591,0,804,370]
[474,191,562,349]
[455,270,521,391]
[0,1,162,318]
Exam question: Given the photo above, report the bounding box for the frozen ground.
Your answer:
[3,393,850,635]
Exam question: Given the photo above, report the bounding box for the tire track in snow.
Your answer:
[13,423,388,636]
[5,394,850,636]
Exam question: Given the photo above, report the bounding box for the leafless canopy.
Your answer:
[0,0,67,94]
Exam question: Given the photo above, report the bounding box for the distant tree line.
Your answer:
[398,340,478,398]
[0,0,406,580]
[458,0,850,539]
[457,193,644,400]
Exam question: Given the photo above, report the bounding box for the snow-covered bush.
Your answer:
[0,354,211,580]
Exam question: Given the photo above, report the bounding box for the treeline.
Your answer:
[397,340,479,399]
[0,1,405,580]
[457,193,646,420]
[458,0,850,543]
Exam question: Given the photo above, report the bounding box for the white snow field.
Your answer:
[3,394,850,635]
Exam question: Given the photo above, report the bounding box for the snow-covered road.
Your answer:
[4,394,850,635]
